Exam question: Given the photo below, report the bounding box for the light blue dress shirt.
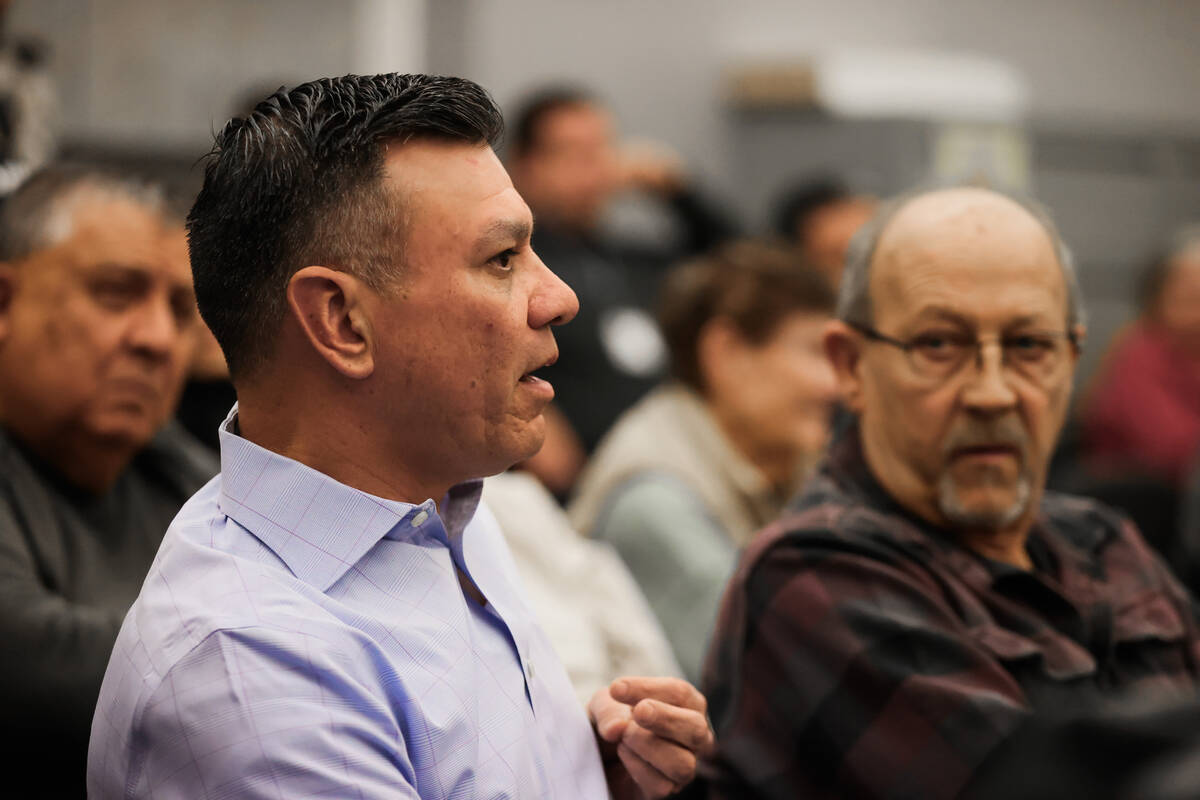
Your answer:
[88,409,609,799]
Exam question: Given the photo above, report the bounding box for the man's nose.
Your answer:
[529,252,580,328]
[961,341,1018,414]
[125,296,180,361]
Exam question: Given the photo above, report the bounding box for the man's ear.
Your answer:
[0,263,16,345]
[824,319,865,413]
[286,266,376,380]
[1069,324,1087,364]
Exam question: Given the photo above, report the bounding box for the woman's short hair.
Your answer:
[658,239,835,392]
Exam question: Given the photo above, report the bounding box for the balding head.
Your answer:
[838,186,1085,331]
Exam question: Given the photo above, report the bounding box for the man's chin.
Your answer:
[488,422,546,475]
[86,408,165,448]
[937,476,1032,532]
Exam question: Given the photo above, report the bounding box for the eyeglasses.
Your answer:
[847,321,1080,383]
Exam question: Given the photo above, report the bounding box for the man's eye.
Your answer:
[1005,334,1054,360]
[171,294,198,327]
[911,333,969,361]
[90,282,140,309]
[489,249,517,270]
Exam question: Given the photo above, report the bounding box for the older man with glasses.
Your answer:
[699,186,1200,800]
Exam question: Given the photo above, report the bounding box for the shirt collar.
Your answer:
[216,404,482,591]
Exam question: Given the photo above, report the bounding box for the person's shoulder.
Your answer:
[601,471,717,536]
[733,476,934,594]
[119,490,358,685]
[773,470,923,555]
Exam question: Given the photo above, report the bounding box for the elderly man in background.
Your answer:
[507,87,736,494]
[0,165,215,795]
[702,186,1200,800]
[90,74,710,800]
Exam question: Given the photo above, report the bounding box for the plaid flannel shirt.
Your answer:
[701,426,1200,800]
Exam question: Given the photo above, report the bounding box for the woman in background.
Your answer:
[1083,226,1200,485]
[569,241,837,681]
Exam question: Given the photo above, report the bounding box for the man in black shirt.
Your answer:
[0,165,215,795]
[507,88,735,493]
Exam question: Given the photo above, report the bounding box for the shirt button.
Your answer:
[410,510,429,528]
[525,660,536,681]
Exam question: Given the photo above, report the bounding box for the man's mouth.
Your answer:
[519,352,558,385]
[951,444,1021,461]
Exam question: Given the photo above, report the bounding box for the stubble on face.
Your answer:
[936,417,1034,532]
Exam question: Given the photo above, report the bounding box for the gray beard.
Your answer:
[936,467,1032,532]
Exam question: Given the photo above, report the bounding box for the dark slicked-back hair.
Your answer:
[506,86,596,159]
[659,240,836,393]
[187,73,504,379]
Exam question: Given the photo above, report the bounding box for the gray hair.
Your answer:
[0,164,166,263]
[837,185,1087,330]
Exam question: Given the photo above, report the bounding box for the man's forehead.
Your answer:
[384,139,506,190]
[40,197,187,280]
[871,188,1066,320]
[383,139,529,239]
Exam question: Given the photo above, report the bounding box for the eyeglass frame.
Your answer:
[845,320,1082,382]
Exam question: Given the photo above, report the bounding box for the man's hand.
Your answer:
[588,676,713,799]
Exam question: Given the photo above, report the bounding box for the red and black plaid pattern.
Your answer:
[700,426,1200,800]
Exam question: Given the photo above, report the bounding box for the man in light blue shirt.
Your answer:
[88,74,711,799]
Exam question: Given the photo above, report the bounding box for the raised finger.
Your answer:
[611,677,707,713]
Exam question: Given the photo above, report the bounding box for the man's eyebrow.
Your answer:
[908,305,974,326]
[908,307,1061,331]
[1002,314,1058,329]
[84,263,153,280]
[474,218,532,249]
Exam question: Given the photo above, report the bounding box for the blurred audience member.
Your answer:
[0,0,57,193]
[570,241,836,682]
[483,471,681,705]
[0,165,215,794]
[773,175,875,288]
[1083,226,1200,485]
[175,318,234,451]
[508,86,735,493]
[702,187,1200,800]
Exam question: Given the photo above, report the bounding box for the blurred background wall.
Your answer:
[11,0,1199,383]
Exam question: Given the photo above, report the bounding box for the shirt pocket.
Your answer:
[1109,591,1191,682]
[1111,591,1186,643]
[968,623,1097,681]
